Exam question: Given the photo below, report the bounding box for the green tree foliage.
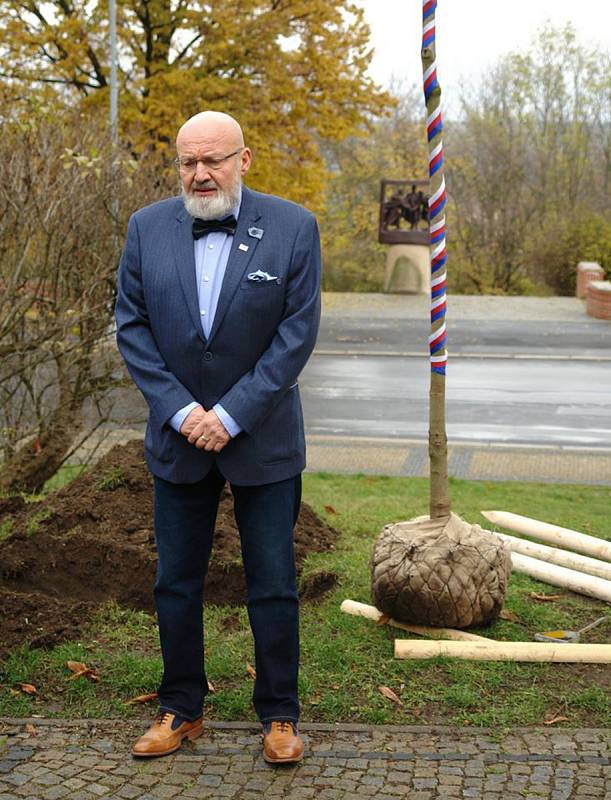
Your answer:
[449,24,610,295]
[528,212,611,295]
[319,25,610,296]
[0,0,391,210]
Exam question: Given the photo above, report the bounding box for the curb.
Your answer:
[314,349,611,362]
[1,717,609,736]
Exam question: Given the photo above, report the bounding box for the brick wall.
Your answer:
[576,261,604,299]
[586,280,611,320]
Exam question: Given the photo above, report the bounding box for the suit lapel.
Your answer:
[207,186,263,345]
[173,206,206,343]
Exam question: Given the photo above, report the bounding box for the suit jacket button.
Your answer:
[203,351,213,361]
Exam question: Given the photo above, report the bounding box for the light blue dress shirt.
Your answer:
[168,199,243,438]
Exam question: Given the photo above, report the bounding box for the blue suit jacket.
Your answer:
[115,186,321,485]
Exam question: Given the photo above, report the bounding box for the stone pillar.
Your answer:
[586,280,611,320]
[384,244,430,295]
[576,261,604,299]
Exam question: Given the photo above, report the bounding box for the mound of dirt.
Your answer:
[0,440,339,657]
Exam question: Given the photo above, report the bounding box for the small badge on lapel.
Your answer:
[248,269,278,282]
[248,226,264,240]
[238,243,249,252]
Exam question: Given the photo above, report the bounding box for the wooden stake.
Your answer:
[496,532,611,582]
[509,552,611,603]
[394,639,611,663]
[482,511,611,562]
[340,599,491,642]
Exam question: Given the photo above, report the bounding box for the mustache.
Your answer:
[191,180,217,191]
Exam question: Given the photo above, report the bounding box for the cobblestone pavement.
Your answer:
[0,719,608,800]
[305,436,611,486]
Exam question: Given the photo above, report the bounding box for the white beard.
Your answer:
[181,178,241,220]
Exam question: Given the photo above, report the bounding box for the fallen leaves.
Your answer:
[126,692,158,705]
[544,714,569,726]
[66,661,100,682]
[529,593,563,602]
[24,724,37,736]
[378,685,402,706]
[246,663,257,680]
[323,505,337,515]
[499,609,524,624]
[14,682,37,695]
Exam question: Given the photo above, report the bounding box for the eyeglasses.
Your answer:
[174,148,244,173]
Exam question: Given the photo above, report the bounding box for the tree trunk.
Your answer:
[421,0,450,519]
[428,371,449,518]
[0,371,82,495]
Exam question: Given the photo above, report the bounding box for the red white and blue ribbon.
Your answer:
[422,0,447,376]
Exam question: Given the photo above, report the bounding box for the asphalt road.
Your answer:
[300,353,611,449]
[317,317,611,358]
[102,295,611,451]
[306,299,610,450]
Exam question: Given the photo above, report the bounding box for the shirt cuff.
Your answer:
[168,401,200,433]
[213,403,242,438]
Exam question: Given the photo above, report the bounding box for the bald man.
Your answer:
[116,111,321,763]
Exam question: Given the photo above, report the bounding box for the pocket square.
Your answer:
[247,269,278,282]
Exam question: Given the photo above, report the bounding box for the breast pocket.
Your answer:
[240,276,284,291]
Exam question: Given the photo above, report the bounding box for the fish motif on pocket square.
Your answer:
[247,269,279,282]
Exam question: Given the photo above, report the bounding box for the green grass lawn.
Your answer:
[1,473,610,728]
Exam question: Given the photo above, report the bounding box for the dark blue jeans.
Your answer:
[153,465,301,724]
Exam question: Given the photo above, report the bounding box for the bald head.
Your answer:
[176,111,245,153]
[176,110,252,221]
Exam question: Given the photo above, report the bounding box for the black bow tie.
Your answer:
[192,215,237,239]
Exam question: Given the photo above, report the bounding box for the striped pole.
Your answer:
[422,0,450,519]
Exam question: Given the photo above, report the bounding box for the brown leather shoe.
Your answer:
[131,711,203,757]
[262,720,304,764]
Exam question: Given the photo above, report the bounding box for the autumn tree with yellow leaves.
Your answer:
[1,0,391,209]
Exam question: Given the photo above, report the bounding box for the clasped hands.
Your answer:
[180,405,230,452]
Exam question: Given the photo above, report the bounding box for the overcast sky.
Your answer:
[357,0,611,110]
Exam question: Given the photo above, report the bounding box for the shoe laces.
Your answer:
[154,711,172,726]
[277,721,292,733]
[270,720,295,735]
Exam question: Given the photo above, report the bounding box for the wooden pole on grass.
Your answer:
[496,532,611,582]
[340,599,492,642]
[482,511,611,562]
[395,639,611,663]
[509,552,611,603]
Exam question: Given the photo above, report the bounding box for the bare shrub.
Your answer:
[0,106,170,493]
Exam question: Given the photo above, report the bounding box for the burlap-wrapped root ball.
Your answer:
[371,513,511,628]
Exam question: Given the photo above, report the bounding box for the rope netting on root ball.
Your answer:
[371,514,512,629]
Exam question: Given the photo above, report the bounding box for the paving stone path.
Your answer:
[0,719,608,799]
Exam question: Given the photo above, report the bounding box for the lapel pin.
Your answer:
[248,226,264,240]
[238,243,249,252]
